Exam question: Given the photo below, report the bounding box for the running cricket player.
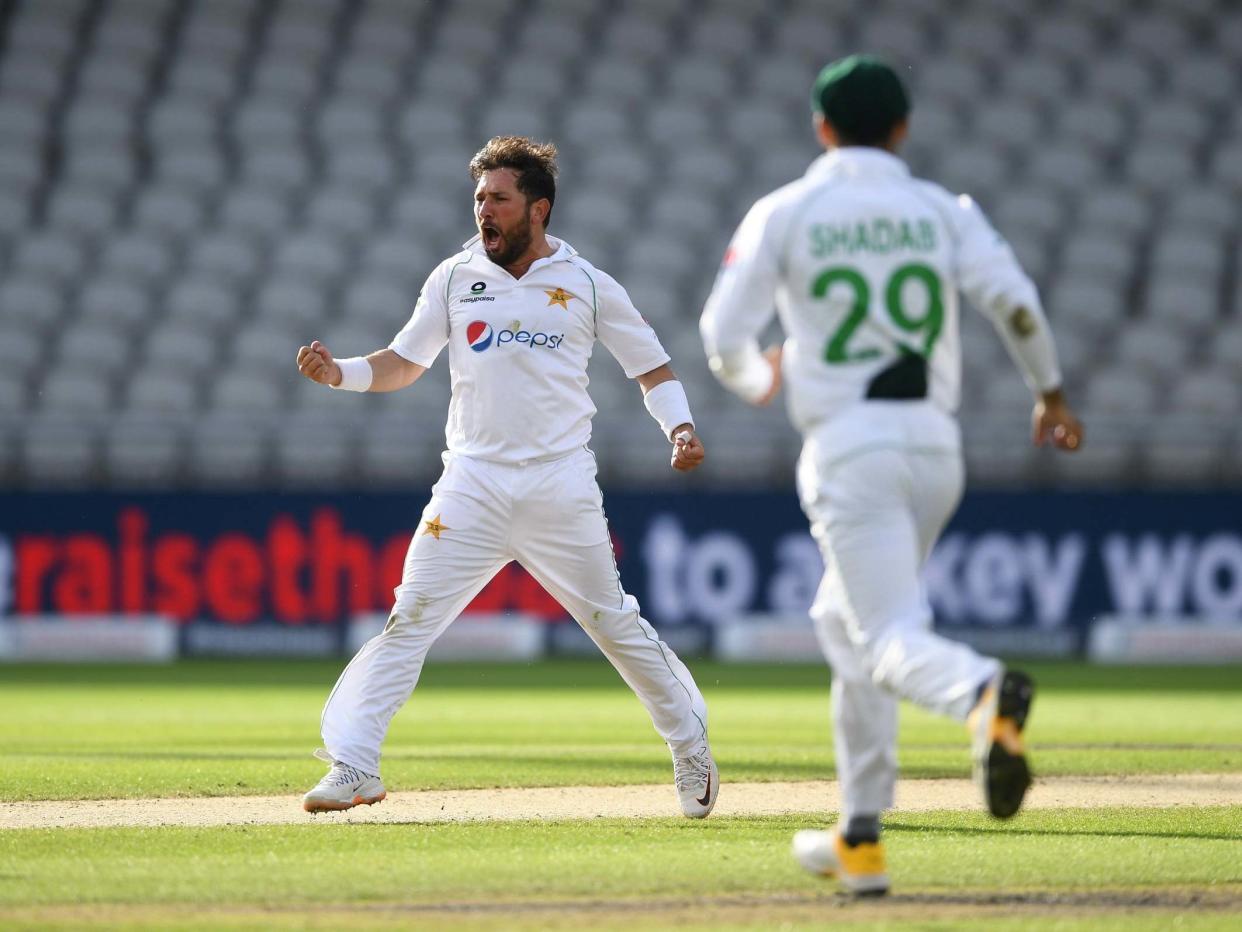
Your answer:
[296,136,718,818]
[700,56,1084,893]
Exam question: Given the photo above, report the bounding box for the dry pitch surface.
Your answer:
[4,772,1238,830]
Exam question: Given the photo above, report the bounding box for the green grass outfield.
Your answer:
[1,660,1239,929]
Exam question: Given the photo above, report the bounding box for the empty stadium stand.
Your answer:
[0,0,1238,489]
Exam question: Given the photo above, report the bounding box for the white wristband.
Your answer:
[331,356,373,392]
[643,379,694,441]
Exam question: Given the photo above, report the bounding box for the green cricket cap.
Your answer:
[811,55,910,142]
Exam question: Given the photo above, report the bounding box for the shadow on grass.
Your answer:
[887,821,1242,843]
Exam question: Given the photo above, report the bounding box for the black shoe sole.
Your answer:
[985,671,1035,820]
[986,743,1032,819]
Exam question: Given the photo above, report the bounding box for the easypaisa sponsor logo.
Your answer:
[467,320,564,352]
[461,281,494,304]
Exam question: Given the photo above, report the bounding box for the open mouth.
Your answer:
[481,225,501,250]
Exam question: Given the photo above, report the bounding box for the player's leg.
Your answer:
[811,583,899,824]
[791,527,896,894]
[909,448,1035,819]
[808,447,999,719]
[510,449,715,816]
[315,456,511,784]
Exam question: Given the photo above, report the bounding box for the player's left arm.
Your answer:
[952,193,1083,451]
[593,269,705,472]
[636,364,705,472]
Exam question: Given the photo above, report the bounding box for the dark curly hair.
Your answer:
[468,136,559,226]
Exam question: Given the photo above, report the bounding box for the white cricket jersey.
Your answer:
[701,147,1061,441]
[390,235,670,463]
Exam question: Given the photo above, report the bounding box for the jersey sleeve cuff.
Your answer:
[388,341,438,368]
[621,352,671,380]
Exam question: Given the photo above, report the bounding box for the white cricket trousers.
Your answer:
[320,447,709,776]
[796,402,1001,821]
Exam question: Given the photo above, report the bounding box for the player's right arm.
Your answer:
[296,260,451,394]
[700,196,786,406]
[948,191,1083,451]
[296,342,425,392]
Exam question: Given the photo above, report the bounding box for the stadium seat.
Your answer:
[125,368,201,416]
[972,101,1043,153]
[1077,188,1152,238]
[332,57,404,103]
[1112,322,1193,377]
[272,233,350,285]
[1171,368,1242,418]
[584,57,654,104]
[1054,101,1127,156]
[304,187,379,240]
[1168,55,1238,107]
[1085,371,1159,416]
[396,102,470,148]
[38,369,115,416]
[186,234,265,288]
[358,232,438,286]
[156,146,228,195]
[0,53,66,102]
[275,429,353,486]
[1207,327,1242,370]
[477,101,555,147]
[1057,238,1134,289]
[1127,143,1199,194]
[21,416,101,486]
[142,322,217,381]
[218,186,294,240]
[341,278,414,333]
[53,324,132,378]
[147,96,220,146]
[132,186,207,240]
[1151,232,1224,280]
[187,417,271,485]
[12,233,87,284]
[1087,55,1158,104]
[0,277,67,332]
[166,278,243,331]
[241,147,314,193]
[103,417,186,487]
[255,278,329,330]
[1144,278,1220,332]
[1053,277,1132,335]
[75,277,153,332]
[1144,417,1223,486]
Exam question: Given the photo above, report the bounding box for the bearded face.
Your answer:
[478,209,534,268]
[474,168,543,270]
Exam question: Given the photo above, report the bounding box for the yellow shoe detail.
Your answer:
[835,835,887,878]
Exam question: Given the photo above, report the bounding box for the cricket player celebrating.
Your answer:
[700,57,1084,893]
[296,137,718,819]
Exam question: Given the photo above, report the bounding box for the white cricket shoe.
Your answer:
[672,746,719,818]
[793,827,889,896]
[302,748,387,813]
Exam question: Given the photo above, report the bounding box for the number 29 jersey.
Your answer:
[700,147,1059,436]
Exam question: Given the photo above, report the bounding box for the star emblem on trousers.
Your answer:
[544,287,571,310]
[423,514,450,539]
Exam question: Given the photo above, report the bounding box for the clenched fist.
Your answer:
[296,340,341,387]
[671,429,706,472]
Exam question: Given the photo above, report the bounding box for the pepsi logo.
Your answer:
[467,321,494,352]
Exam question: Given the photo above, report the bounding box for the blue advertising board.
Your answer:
[2,491,1241,657]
